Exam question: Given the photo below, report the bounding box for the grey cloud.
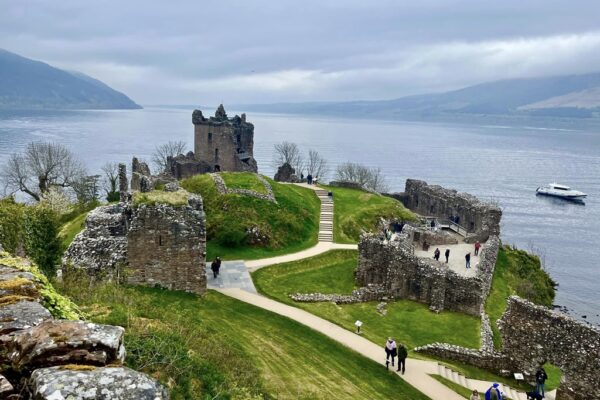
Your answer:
[1,0,600,104]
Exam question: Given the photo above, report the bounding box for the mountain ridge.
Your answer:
[0,49,141,110]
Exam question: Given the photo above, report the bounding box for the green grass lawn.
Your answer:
[182,174,320,260]
[57,278,430,400]
[319,185,416,244]
[253,250,481,350]
[58,211,89,250]
[220,172,268,194]
[485,246,556,349]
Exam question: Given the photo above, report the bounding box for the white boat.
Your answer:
[536,183,587,200]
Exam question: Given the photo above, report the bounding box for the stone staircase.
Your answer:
[436,363,532,400]
[315,189,334,242]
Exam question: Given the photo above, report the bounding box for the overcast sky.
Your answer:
[2,1,600,105]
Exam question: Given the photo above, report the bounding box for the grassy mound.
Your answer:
[182,173,320,260]
[321,185,416,244]
[221,172,269,194]
[485,245,556,349]
[57,278,430,400]
[253,250,481,350]
[133,189,191,207]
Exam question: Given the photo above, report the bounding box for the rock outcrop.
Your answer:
[274,163,299,183]
[0,252,168,399]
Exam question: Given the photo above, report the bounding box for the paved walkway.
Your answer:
[246,242,357,271]
[414,242,481,278]
[206,261,257,293]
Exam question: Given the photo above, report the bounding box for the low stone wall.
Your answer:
[0,253,168,399]
[395,179,502,243]
[211,173,277,203]
[290,284,387,304]
[355,234,500,316]
[127,195,207,294]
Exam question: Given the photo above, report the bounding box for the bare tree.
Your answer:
[335,162,389,192]
[273,141,304,174]
[1,142,86,202]
[152,141,187,173]
[305,149,328,180]
[72,174,101,203]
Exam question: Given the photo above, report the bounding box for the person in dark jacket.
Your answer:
[526,390,543,400]
[434,248,441,261]
[465,252,471,268]
[445,248,450,263]
[396,342,408,374]
[535,367,548,397]
[307,174,313,185]
[211,257,221,279]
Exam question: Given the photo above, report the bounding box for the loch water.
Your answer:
[0,107,599,325]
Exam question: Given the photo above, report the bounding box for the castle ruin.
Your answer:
[168,104,258,179]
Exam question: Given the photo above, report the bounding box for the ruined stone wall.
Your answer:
[192,105,257,173]
[499,296,600,400]
[356,234,499,316]
[126,195,206,294]
[62,203,130,276]
[168,152,212,180]
[399,179,502,242]
[0,253,168,399]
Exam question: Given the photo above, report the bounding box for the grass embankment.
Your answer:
[221,172,268,194]
[320,185,416,244]
[57,278,431,400]
[182,173,320,260]
[485,245,556,349]
[253,250,481,350]
[57,201,104,250]
[133,189,190,207]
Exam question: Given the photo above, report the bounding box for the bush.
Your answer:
[215,224,248,247]
[107,191,120,202]
[0,197,25,253]
[23,205,61,277]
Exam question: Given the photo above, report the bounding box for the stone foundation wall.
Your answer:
[356,234,499,316]
[0,253,168,399]
[126,195,207,294]
[397,179,502,243]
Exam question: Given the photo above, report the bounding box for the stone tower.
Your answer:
[192,104,258,173]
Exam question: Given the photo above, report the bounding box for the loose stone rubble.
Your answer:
[0,252,168,399]
[210,172,277,203]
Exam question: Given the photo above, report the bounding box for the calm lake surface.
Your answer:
[0,107,599,325]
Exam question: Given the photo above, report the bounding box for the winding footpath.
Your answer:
[209,183,554,400]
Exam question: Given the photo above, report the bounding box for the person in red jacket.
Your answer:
[474,241,481,256]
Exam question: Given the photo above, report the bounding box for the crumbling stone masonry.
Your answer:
[127,196,207,294]
[354,234,500,316]
[499,296,600,400]
[416,296,600,400]
[388,179,502,243]
[63,192,207,295]
[0,253,168,399]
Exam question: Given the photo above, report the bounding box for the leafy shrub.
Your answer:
[0,197,25,253]
[107,191,120,202]
[23,205,61,277]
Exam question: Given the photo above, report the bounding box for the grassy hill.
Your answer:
[182,173,320,260]
[57,277,431,400]
[322,185,416,244]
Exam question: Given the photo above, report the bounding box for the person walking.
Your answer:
[396,342,408,374]
[470,390,480,400]
[384,338,397,368]
[485,383,502,400]
[211,256,222,279]
[535,366,548,397]
[434,248,441,261]
[445,248,450,263]
[475,241,481,256]
[465,252,471,269]
[307,174,313,185]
